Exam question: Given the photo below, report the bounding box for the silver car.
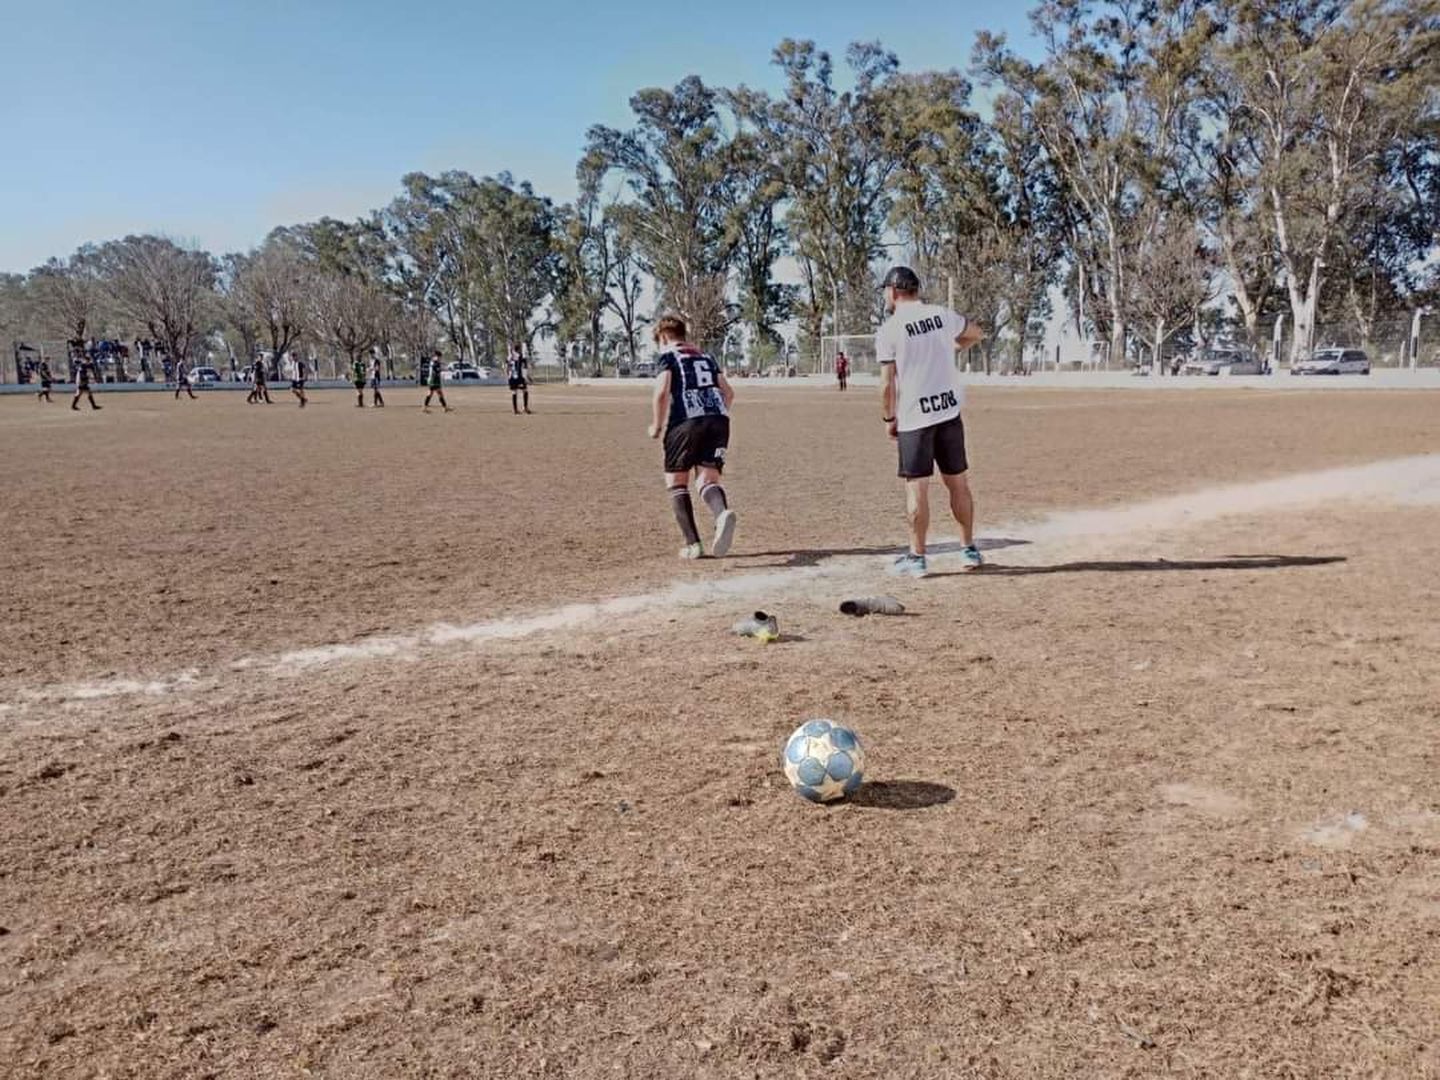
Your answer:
[1292,348,1370,375]
[1181,347,1263,376]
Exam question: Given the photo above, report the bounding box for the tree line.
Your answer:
[2,0,1436,376]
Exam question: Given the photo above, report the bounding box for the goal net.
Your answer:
[819,334,878,376]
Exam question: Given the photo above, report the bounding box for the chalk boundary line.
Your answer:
[5,453,1438,713]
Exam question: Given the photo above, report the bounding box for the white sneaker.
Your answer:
[712,509,738,558]
[679,542,705,560]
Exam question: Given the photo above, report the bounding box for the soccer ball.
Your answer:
[782,719,865,803]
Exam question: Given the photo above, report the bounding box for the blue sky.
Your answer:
[1,0,1038,273]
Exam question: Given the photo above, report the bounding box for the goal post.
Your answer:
[819,334,878,376]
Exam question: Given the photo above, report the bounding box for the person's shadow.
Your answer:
[742,537,1030,569]
[929,553,1345,577]
[849,780,956,810]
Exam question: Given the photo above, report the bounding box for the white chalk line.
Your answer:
[7,453,1439,712]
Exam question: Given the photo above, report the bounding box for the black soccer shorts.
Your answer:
[897,414,968,479]
[664,415,730,473]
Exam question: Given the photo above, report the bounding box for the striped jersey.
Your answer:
[658,345,727,428]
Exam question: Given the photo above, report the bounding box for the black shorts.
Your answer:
[664,415,730,473]
[898,414,968,479]
[291,380,306,390]
[509,377,527,391]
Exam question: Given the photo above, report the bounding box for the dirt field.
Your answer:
[2,383,1439,1078]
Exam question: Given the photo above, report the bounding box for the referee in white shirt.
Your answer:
[877,266,985,578]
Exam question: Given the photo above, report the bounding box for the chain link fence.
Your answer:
[1253,314,1434,368]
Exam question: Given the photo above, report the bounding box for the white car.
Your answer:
[1181,348,1263,376]
[189,366,221,383]
[443,366,491,382]
[1292,348,1370,375]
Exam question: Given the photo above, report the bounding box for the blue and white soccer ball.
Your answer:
[782,719,865,803]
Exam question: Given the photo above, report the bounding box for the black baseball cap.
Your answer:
[880,266,921,292]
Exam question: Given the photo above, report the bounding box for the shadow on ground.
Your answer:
[934,554,1346,578]
[849,780,957,810]
[744,537,1030,569]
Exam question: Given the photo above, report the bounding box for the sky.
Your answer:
[0,0,1040,274]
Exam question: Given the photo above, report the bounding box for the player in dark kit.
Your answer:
[36,360,53,403]
[369,356,386,407]
[646,314,738,560]
[71,356,101,411]
[423,352,452,413]
[507,345,531,415]
[174,361,197,400]
[291,357,309,408]
[248,360,272,404]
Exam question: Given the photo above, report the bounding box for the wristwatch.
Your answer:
[882,416,895,423]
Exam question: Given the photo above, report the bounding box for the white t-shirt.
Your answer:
[876,303,968,432]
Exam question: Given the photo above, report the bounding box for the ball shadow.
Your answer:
[850,779,956,810]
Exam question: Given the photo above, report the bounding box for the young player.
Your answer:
[836,350,850,391]
[291,356,309,408]
[369,356,386,407]
[248,359,272,404]
[71,355,101,411]
[36,359,53,403]
[877,266,984,578]
[646,315,737,559]
[351,357,367,407]
[423,352,452,413]
[174,360,197,400]
[507,345,531,415]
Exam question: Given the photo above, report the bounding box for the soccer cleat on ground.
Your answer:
[961,545,985,571]
[839,595,906,617]
[889,552,928,578]
[733,611,780,642]
[680,542,705,560]
[712,509,738,558]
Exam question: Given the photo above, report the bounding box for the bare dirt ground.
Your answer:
[2,384,1440,1078]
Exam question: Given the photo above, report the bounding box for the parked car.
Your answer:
[632,360,657,378]
[189,366,221,384]
[444,367,490,382]
[1292,347,1370,375]
[1180,347,1263,376]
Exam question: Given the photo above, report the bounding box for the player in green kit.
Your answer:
[423,352,452,413]
[352,357,367,407]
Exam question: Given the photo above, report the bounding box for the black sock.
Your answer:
[512,393,519,413]
[669,486,701,546]
[523,391,530,411]
[699,482,728,517]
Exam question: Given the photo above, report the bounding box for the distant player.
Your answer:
[646,314,737,559]
[423,352,452,413]
[291,356,309,408]
[507,345,531,415]
[174,360,197,401]
[877,266,984,578]
[36,359,53,403]
[248,360,272,404]
[369,356,386,407]
[351,357,367,407]
[71,356,101,411]
[836,350,850,391]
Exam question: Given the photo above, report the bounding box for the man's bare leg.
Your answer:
[939,471,974,546]
[905,478,930,556]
